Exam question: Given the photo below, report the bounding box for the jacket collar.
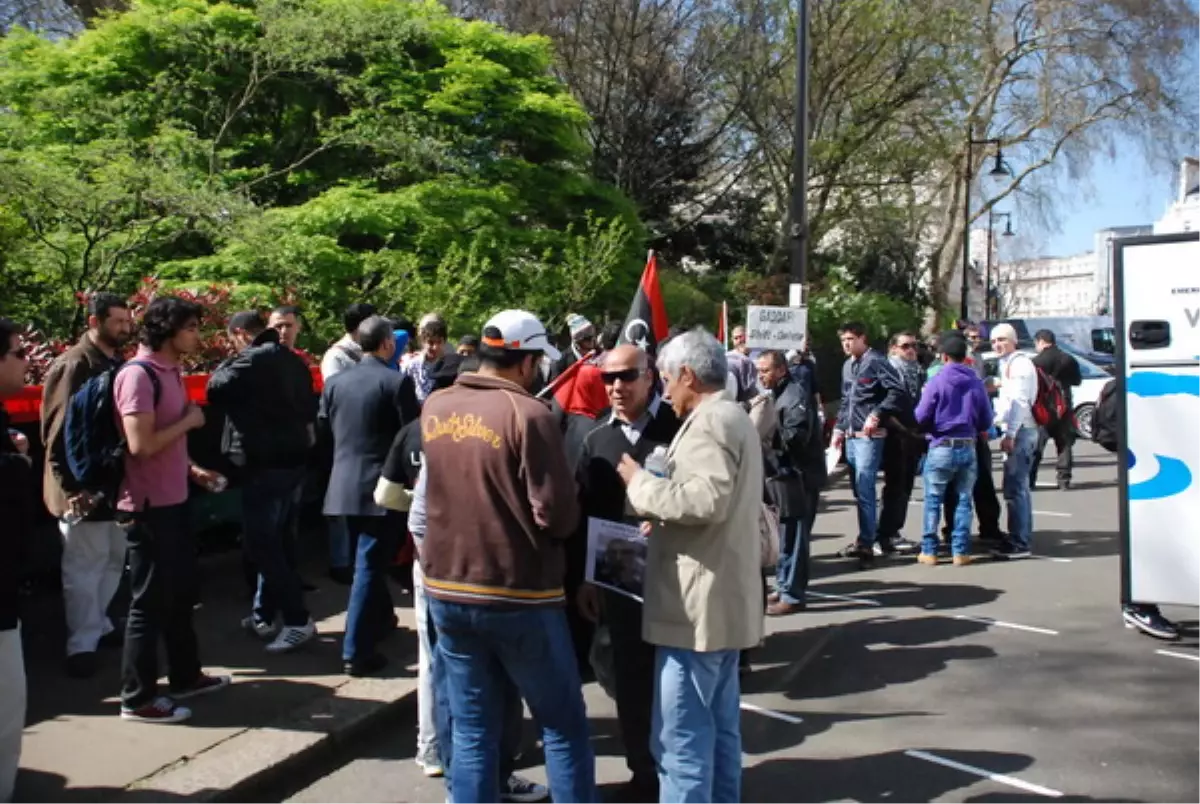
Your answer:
[455,372,534,397]
[251,328,281,348]
[79,332,118,364]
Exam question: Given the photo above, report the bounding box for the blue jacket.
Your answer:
[836,348,909,433]
[915,362,992,446]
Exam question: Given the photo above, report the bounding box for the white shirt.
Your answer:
[996,351,1038,434]
[609,396,663,446]
[320,334,362,381]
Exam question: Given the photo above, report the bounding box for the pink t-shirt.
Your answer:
[114,347,191,512]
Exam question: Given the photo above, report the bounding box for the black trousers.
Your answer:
[603,589,657,784]
[943,438,1003,539]
[120,503,202,708]
[1031,419,1074,486]
[879,432,920,543]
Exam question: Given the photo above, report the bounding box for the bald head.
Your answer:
[603,345,654,423]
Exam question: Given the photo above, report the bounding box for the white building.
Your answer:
[1154,157,1200,234]
[1093,225,1153,314]
[998,252,1097,317]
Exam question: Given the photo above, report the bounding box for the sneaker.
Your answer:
[916,553,938,566]
[241,615,280,641]
[838,541,870,558]
[891,536,919,554]
[266,620,317,654]
[415,744,444,778]
[121,696,192,724]
[990,544,1031,561]
[1123,606,1180,641]
[872,541,894,557]
[952,555,973,567]
[502,774,549,803]
[169,673,232,701]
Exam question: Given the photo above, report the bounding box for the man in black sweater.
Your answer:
[1031,329,1082,490]
[572,345,680,803]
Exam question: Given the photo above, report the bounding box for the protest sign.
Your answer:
[745,305,808,351]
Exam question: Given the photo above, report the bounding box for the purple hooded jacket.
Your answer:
[915,361,992,446]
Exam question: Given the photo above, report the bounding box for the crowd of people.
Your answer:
[0,295,1181,804]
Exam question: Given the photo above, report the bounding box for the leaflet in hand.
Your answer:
[585,517,647,603]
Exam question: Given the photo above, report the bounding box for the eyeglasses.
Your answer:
[601,368,641,385]
[897,342,917,351]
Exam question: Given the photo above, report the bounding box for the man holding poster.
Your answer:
[572,345,679,802]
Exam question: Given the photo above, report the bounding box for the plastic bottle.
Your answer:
[644,446,669,478]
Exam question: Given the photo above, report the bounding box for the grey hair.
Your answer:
[658,328,728,389]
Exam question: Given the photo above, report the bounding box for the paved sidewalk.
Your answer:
[15,539,419,802]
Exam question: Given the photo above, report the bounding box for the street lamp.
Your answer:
[960,128,1011,319]
[985,209,1014,320]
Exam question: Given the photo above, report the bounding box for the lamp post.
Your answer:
[985,210,1014,319]
[961,127,1009,320]
[788,0,811,288]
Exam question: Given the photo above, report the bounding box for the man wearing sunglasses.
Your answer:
[572,344,680,802]
[877,332,924,556]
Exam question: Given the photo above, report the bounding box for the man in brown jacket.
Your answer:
[40,293,133,678]
[421,309,594,804]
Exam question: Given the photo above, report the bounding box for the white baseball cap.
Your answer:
[482,310,562,361]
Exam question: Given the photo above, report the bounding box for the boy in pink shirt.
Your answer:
[114,297,230,724]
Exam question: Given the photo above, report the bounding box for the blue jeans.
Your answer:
[428,599,596,804]
[774,519,808,605]
[920,444,977,556]
[242,467,309,627]
[845,437,885,547]
[1001,428,1038,550]
[328,516,356,570]
[652,647,742,803]
[342,514,399,662]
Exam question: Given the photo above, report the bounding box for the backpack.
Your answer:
[1006,355,1069,427]
[64,360,161,493]
[1092,379,1119,453]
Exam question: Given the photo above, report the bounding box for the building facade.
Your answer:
[998,252,1097,317]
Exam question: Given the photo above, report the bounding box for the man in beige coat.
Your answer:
[617,328,764,804]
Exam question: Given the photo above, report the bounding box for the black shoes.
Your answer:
[344,653,388,677]
[1123,605,1179,640]
[990,543,1031,560]
[65,652,99,679]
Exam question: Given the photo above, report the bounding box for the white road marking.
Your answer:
[807,590,882,607]
[954,614,1060,636]
[1156,649,1200,663]
[739,702,804,724]
[1030,555,1073,563]
[905,749,1064,798]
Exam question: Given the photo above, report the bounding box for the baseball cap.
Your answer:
[482,310,561,361]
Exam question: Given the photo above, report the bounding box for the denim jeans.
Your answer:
[120,503,202,708]
[921,444,977,556]
[342,513,399,663]
[243,467,308,627]
[774,519,808,605]
[652,646,742,803]
[428,599,595,804]
[328,516,356,571]
[1002,428,1038,550]
[845,436,886,547]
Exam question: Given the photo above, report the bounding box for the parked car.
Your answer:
[980,348,1111,439]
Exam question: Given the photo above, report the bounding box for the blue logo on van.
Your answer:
[1127,371,1199,501]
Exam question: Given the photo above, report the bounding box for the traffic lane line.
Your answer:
[954,614,1060,636]
[739,702,804,725]
[905,749,1064,798]
[807,590,882,607]
[1156,649,1200,663]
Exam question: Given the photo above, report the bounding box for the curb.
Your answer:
[124,675,419,802]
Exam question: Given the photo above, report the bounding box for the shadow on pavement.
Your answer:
[744,615,995,703]
[807,578,1004,612]
[14,769,222,803]
[1031,529,1120,560]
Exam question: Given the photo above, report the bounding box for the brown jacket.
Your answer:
[420,373,579,607]
[41,334,119,518]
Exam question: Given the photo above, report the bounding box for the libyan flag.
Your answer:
[619,250,670,353]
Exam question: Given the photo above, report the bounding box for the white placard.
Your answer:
[746,305,808,351]
[585,517,647,602]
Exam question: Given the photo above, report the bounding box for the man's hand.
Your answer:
[830,430,845,450]
[617,454,641,486]
[576,585,601,624]
[862,413,880,437]
[183,403,206,431]
[190,465,226,492]
[1000,436,1014,455]
[639,520,653,537]
[66,492,99,520]
[9,430,28,455]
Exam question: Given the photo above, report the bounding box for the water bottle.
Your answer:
[644,446,669,478]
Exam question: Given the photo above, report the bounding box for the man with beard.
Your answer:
[573,345,680,802]
[40,293,134,678]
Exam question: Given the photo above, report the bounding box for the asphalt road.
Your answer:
[271,443,1198,803]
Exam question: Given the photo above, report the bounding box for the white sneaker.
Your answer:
[121,696,192,724]
[241,615,280,641]
[266,619,317,654]
[415,744,444,777]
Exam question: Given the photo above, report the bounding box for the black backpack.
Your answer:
[64,361,161,493]
[1092,379,1119,453]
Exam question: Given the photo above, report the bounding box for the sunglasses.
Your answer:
[897,343,917,351]
[601,368,642,385]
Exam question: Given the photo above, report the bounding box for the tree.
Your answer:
[0,0,644,339]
